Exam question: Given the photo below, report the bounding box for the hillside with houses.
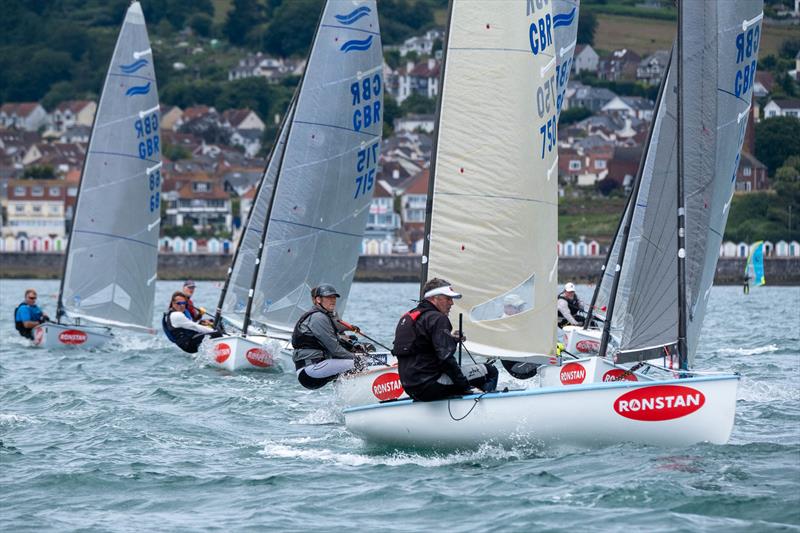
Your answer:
[1,0,798,260]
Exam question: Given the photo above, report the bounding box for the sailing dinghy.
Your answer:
[208,0,384,371]
[336,0,582,407]
[345,0,762,449]
[34,2,161,349]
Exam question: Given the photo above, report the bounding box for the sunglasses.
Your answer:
[173,301,187,306]
[27,295,38,300]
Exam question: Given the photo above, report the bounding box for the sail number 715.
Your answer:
[354,141,380,199]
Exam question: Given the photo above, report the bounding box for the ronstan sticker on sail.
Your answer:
[246,347,274,368]
[215,343,231,363]
[560,362,586,385]
[59,330,88,345]
[614,385,705,421]
[372,372,404,401]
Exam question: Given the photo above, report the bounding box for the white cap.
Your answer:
[424,285,462,299]
[503,294,525,306]
[564,282,576,292]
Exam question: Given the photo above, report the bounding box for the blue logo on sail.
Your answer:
[120,59,149,74]
[335,6,371,25]
[553,8,576,28]
[126,82,151,96]
[340,36,373,53]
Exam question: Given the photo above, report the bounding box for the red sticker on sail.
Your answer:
[603,369,638,382]
[214,343,231,363]
[614,385,705,421]
[372,372,404,401]
[560,363,586,385]
[246,347,274,368]
[576,339,600,353]
[58,330,87,345]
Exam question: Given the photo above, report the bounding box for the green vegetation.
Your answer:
[558,191,626,243]
[559,106,592,126]
[22,165,56,180]
[755,117,800,176]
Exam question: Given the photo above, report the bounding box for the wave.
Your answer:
[340,36,373,53]
[553,7,576,28]
[119,58,149,74]
[717,344,779,356]
[737,376,800,403]
[125,82,151,97]
[0,413,37,426]
[334,6,371,25]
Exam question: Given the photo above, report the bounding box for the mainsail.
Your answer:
[602,0,763,367]
[422,0,559,359]
[242,0,383,335]
[745,240,765,287]
[58,1,160,333]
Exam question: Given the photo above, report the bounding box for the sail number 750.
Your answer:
[354,141,380,199]
[539,116,556,159]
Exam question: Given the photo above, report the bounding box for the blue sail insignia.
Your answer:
[120,59,149,74]
[126,82,152,96]
[335,6,371,25]
[553,7,576,28]
[340,36,373,53]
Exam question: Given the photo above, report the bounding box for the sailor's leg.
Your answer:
[297,358,355,390]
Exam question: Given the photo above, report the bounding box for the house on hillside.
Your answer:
[365,180,400,238]
[597,49,641,81]
[394,114,435,134]
[735,152,769,192]
[606,145,643,191]
[160,105,184,131]
[0,103,48,132]
[401,169,429,241]
[601,96,654,121]
[763,98,800,119]
[753,71,774,99]
[396,59,440,104]
[567,84,618,112]
[396,29,444,58]
[3,178,67,241]
[573,45,599,74]
[636,50,670,85]
[50,100,96,133]
[162,172,232,232]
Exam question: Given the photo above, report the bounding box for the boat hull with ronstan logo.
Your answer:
[344,374,739,449]
[334,357,406,406]
[562,325,602,356]
[206,335,292,372]
[31,322,112,349]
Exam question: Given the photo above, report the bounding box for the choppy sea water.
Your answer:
[1,279,798,532]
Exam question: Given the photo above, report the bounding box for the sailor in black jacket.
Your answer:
[393,278,497,401]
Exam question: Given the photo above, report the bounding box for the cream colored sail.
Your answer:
[424,0,558,359]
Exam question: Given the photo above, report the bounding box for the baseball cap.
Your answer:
[183,280,196,288]
[564,282,576,292]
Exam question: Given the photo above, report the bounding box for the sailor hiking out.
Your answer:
[392,278,498,402]
[292,284,366,389]
[14,288,49,340]
[163,291,222,353]
[557,282,586,327]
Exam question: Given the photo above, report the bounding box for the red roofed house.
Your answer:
[163,171,232,231]
[397,59,441,104]
[50,100,96,133]
[0,103,48,131]
[735,152,769,192]
[3,178,67,244]
[400,169,429,244]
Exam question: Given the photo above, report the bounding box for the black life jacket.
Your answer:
[291,307,340,352]
[162,310,204,354]
[14,303,34,340]
[558,291,582,317]
[391,306,434,357]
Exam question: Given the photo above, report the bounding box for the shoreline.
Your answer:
[1,253,798,285]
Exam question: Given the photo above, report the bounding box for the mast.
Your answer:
[676,0,688,370]
[240,2,326,336]
[418,0,454,299]
[213,90,297,330]
[599,48,674,359]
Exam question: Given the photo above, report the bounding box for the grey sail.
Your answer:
[59,2,161,333]
[553,0,580,119]
[249,0,383,333]
[220,97,296,330]
[680,0,763,366]
[608,49,679,363]
[591,196,630,321]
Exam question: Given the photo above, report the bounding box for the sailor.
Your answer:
[501,293,525,318]
[392,278,498,402]
[291,284,366,389]
[162,291,220,353]
[558,282,586,327]
[182,280,207,323]
[14,288,49,340]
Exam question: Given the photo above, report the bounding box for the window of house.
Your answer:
[15,204,24,213]
[743,166,752,176]
[49,186,60,196]
[31,186,44,197]
[33,205,42,213]
[594,159,607,170]
[67,187,78,196]
[14,186,25,196]
[193,182,210,192]
[49,205,60,214]
[569,160,581,171]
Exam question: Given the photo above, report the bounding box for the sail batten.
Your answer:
[59,1,160,332]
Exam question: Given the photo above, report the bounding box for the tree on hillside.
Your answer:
[400,94,436,116]
[559,106,591,126]
[577,10,597,45]
[262,0,324,57]
[224,0,266,46]
[755,117,800,175]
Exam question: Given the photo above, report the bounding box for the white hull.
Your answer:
[562,325,602,357]
[334,357,407,406]
[32,322,112,349]
[206,335,293,372]
[345,374,739,449]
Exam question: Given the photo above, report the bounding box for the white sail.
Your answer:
[424,0,559,359]
[248,0,384,333]
[59,2,160,333]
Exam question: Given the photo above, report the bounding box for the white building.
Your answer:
[763,98,800,119]
[0,103,48,132]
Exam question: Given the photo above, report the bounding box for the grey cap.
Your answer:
[312,284,341,298]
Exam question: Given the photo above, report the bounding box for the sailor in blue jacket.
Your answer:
[14,289,49,339]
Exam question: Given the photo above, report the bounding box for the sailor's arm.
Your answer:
[308,313,353,359]
[557,299,579,325]
[430,317,470,390]
[170,311,215,333]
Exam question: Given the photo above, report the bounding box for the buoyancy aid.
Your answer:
[162,309,204,353]
[14,303,35,339]
[291,307,340,352]
[558,291,582,318]
[391,305,435,357]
